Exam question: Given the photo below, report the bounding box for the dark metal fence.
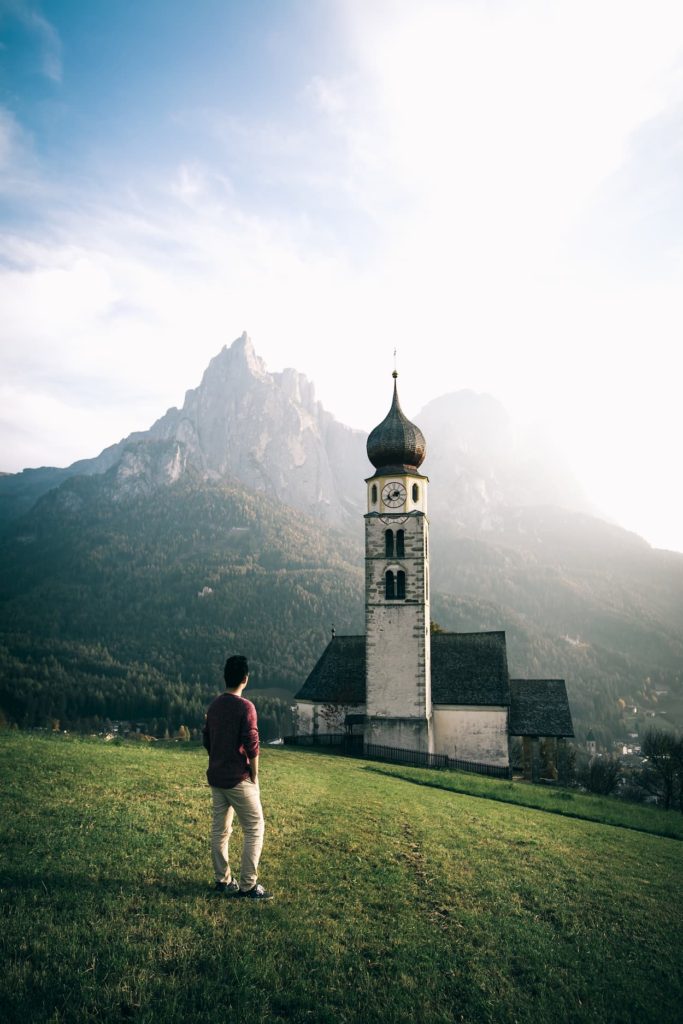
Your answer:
[443,755,512,779]
[282,735,512,779]
[285,733,347,748]
[364,742,449,769]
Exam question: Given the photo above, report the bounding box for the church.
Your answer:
[293,372,573,777]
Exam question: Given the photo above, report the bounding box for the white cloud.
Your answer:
[1,1,683,549]
[28,8,61,81]
[0,105,44,196]
[168,162,235,208]
[0,1,62,82]
[305,75,348,116]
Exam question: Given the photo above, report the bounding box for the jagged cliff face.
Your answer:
[109,440,191,497]
[142,334,367,523]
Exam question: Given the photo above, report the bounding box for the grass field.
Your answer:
[363,761,683,840]
[1,733,682,1024]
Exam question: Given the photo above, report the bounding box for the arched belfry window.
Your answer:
[396,530,405,558]
[385,529,394,558]
[371,484,378,504]
[385,569,406,600]
[412,483,419,503]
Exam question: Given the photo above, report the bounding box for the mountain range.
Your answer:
[0,334,368,529]
[1,333,681,742]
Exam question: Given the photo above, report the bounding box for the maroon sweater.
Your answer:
[202,692,260,788]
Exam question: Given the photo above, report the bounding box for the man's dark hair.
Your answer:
[224,655,249,689]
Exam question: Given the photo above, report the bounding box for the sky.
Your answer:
[1,0,682,552]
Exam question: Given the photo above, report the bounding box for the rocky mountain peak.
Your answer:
[0,335,367,527]
[146,336,361,522]
[201,331,268,388]
[93,334,364,525]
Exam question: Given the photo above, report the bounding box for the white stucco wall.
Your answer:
[433,706,509,766]
[295,700,365,736]
[295,701,315,736]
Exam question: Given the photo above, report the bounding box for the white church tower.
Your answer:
[364,371,432,753]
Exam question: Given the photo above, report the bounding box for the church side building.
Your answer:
[294,373,573,771]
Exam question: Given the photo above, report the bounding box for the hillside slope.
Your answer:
[1,734,681,1024]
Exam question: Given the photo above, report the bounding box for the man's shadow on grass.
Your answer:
[0,868,223,901]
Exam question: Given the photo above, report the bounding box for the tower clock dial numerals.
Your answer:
[381,481,407,508]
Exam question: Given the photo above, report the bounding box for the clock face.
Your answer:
[382,481,407,508]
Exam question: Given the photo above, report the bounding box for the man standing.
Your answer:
[202,654,272,900]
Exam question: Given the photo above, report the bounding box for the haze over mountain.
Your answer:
[417,391,595,530]
[0,334,681,742]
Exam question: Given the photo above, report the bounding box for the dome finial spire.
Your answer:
[366,365,426,473]
[393,347,398,379]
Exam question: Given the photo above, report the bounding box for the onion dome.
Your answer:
[367,372,426,473]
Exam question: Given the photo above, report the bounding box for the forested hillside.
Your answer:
[0,476,363,735]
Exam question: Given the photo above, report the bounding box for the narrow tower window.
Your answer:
[371,484,377,504]
[385,529,394,558]
[385,570,396,600]
[412,483,419,503]
[396,530,405,558]
[397,570,406,599]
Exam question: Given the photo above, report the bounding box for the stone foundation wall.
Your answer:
[365,716,431,753]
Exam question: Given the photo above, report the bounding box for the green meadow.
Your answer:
[1,733,681,1024]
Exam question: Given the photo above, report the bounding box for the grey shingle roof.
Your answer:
[295,631,510,706]
[431,632,510,705]
[294,635,365,703]
[509,679,574,737]
[295,637,573,737]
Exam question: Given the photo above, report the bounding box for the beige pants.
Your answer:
[210,780,265,891]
